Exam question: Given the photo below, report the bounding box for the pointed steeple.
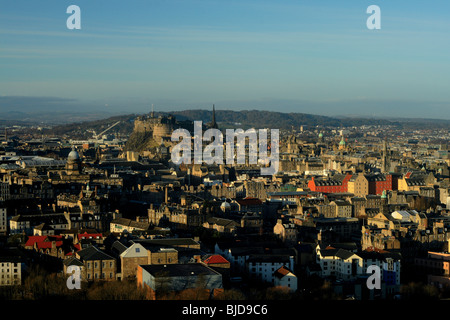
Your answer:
[210,104,218,129]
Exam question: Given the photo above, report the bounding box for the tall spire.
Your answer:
[151,104,155,118]
[382,138,389,173]
[210,104,218,129]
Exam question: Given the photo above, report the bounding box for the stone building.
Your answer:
[273,219,298,245]
[120,243,148,279]
[110,217,150,234]
[148,204,204,230]
[0,248,24,286]
[72,245,117,281]
[348,173,369,197]
[148,247,178,265]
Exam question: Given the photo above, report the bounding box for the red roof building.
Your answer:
[24,235,63,249]
[203,254,230,266]
[308,173,352,193]
[77,232,103,241]
[24,236,48,249]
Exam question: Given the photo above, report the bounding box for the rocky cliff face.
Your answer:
[124,130,158,152]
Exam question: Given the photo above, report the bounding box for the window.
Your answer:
[135,247,140,253]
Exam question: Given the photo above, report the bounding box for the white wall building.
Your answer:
[316,245,364,281]
[273,266,298,292]
[0,249,24,286]
[246,254,295,284]
[314,244,401,291]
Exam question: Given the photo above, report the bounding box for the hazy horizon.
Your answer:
[1,1,450,120]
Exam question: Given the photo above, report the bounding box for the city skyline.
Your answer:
[1,0,450,119]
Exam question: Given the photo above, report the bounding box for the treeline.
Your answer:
[0,264,147,300]
[0,264,448,301]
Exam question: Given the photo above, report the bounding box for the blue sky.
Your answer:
[1,0,450,119]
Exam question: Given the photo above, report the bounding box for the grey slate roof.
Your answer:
[77,245,115,261]
[111,240,128,255]
[63,256,84,267]
[320,247,357,260]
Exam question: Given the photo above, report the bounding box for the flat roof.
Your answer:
[140,263,220,277]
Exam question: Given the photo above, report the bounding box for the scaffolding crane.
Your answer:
[93,121,121,139]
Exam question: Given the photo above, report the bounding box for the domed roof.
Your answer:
[220,201,231,210]
[318,132,323,138]
[339,137,346,145]
[68,148,80,161]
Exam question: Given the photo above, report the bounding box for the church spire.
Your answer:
[210,104,218,129]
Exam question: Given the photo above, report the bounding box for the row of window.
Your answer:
[0,279,20,285]
[0,263,19,268]
[87,272,114,279]
[321,261,398,272]
[0,269,19,273]
[152,258,173,263]
[86,261,114,269]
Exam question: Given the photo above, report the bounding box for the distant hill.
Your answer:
[167,109,409,130]
[169,109,450,130]
[19,109,450,140]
